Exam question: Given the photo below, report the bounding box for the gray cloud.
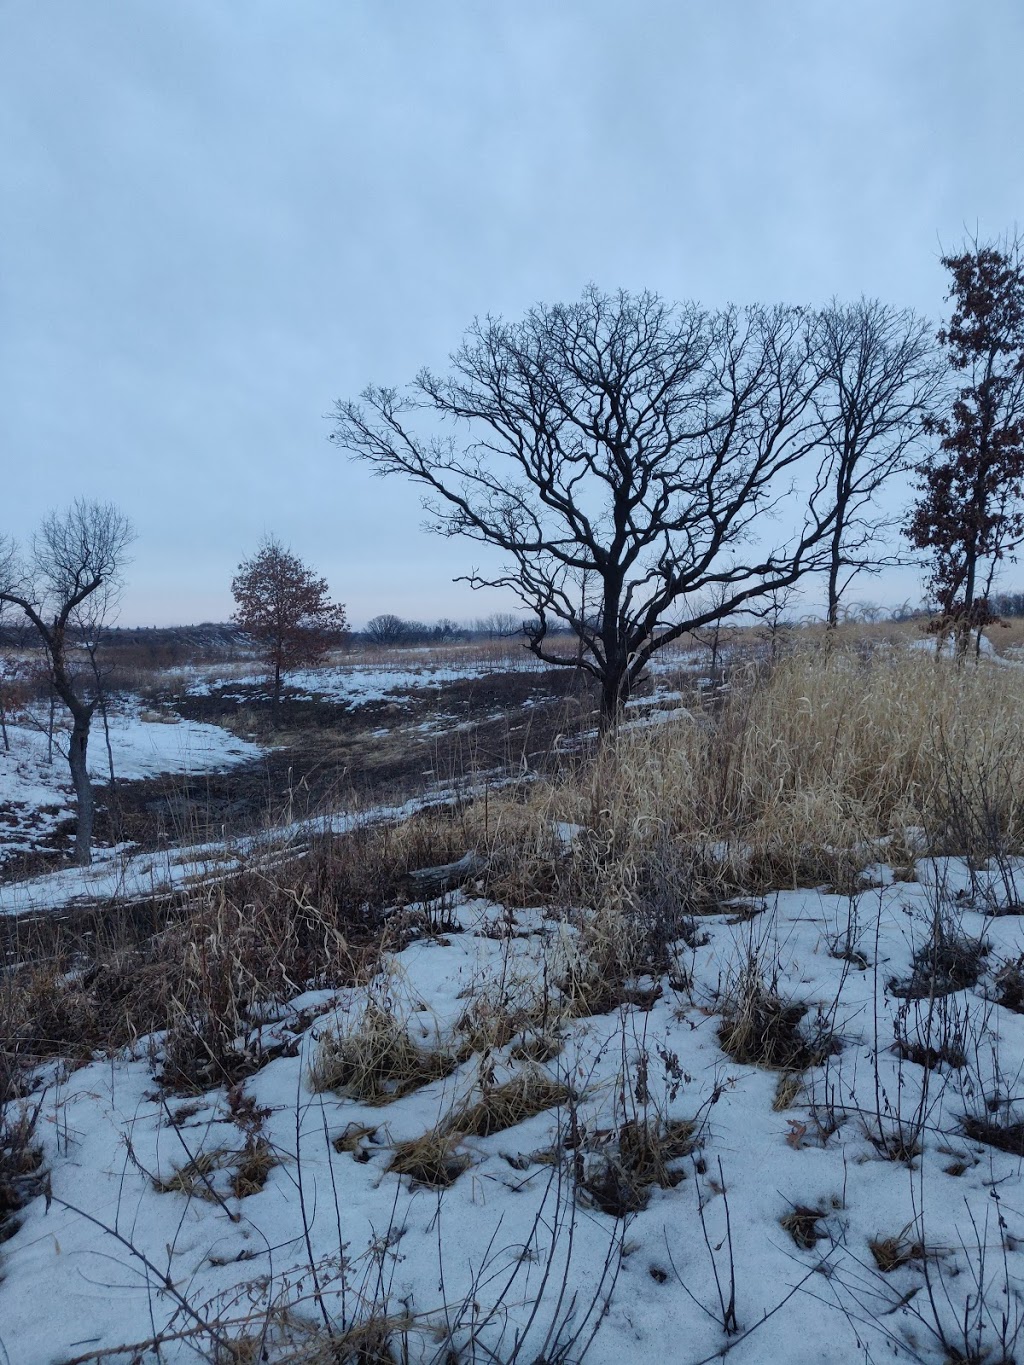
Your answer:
[2,0,1022,624]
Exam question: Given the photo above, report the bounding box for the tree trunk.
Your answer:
[826,555,841,629]
[598,658,631,732]
[68,712,94,866]
[955,547,979,662]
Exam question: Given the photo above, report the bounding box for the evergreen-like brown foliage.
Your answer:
[906,235,1024,649]
[231,536,347,706]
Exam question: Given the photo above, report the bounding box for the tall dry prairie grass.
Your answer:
[7,638,1024,1095]
[482,643,1024,909]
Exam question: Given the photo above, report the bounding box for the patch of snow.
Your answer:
[5,872,1024,1362]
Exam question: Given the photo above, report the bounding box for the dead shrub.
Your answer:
[718,956,838,1071]
[578,1116,696,1217]
[890,921,988,1000]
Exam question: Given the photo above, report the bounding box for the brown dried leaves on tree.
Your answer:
[231,537,347,708]
[906,236,1024,651]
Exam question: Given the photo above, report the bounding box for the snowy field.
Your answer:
[0,703,261,866]
[185,658,541,705]
[4,857,1024,1363]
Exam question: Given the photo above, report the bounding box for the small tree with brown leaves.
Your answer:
[231,537,347,710]
[906,235,1024,655]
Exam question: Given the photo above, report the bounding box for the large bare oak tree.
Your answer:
[332,287,911,724]
[0,500,134,864]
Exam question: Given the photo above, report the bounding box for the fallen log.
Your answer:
[406,850,488,899]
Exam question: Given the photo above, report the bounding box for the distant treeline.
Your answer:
[0,622,250,667]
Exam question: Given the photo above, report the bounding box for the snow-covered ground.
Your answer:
[0,786,478,917]
[186,659,538,705]
[5,857,1024,1363]
[0,703,261,866]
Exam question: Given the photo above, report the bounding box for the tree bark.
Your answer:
[826,523,843,628]
[599,656,631,732]
[67,711,94,866]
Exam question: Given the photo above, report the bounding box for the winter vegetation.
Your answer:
[5,238,1024,1362]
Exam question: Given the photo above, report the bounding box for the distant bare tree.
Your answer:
[813,299,940,627]
[432,617,463,642]
[0,595,11,753]
[334,286,855,725]
[477,611,521,639]
[0,501,134,865]
[365,613,408,646]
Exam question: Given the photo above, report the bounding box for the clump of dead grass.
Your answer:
[480,642,1024,921]
[455,965,564,1060]
[780,1204,828,1250]
[0,1103,44,1247]
[890,920,988,1000]
[387,1131,470,1189]
[445,1065,572,1138]
[869,1230,929,1273]
[153,1138,279,1202]
[718,955,838,1071]
[961,1112,1024,1157]
[308,995,457,1104]
[1,812,466,1100]
[993,955,1024,1013]
[578,1116,697,1216]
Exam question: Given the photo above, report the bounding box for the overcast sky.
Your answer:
[2,1,1022,627]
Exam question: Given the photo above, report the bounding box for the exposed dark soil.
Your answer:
[108,666,591,844]
[1,664,597,886]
